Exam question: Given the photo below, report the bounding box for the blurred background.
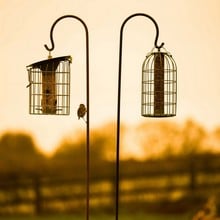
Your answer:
[0,0,220,219]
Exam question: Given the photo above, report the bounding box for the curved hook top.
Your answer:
[120,13,164,49]
[44,15,89,52]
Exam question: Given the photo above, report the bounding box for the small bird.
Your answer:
[77,104,87,122]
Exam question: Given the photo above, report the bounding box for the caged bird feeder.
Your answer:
[27,55,72,115]
[141,48,177,117]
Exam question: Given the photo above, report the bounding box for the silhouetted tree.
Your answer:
[0,131,45,175]
[179,119,207,192]
[90,122,116,161]
[50,129,86,179]
[136,120,181,159]
[211,127,220,152]
[180,119,206,155]
[51,123,116,178]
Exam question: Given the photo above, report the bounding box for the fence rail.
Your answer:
[0,155,220,215]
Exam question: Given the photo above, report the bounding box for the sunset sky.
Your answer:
[0,0,220,154]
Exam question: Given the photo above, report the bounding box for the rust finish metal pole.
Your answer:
[44,15,90,220]
[116,13,164,220]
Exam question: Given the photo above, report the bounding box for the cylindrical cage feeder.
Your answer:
[27,56,72,115]
[142,49,177,117]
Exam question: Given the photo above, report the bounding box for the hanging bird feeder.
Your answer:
[141,48,177,117]
[27,55,72,115]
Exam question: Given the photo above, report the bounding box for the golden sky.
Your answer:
[0,0,220,154]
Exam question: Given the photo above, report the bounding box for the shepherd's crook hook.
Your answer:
[44,15,88,52]
[120,13,164,50]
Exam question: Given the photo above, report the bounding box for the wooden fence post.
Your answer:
[189,156,196,192]
[33,176,43,215]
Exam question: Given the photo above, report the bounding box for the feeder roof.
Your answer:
[26,55,72,68]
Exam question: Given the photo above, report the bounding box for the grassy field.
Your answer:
[0,213,192,220]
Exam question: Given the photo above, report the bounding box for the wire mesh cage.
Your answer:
[142,49,177,117]
[27,56,72,115]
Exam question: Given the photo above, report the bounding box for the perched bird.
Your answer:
[77,104,87,122]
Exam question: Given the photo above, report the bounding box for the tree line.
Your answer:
[0,119,220,177]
